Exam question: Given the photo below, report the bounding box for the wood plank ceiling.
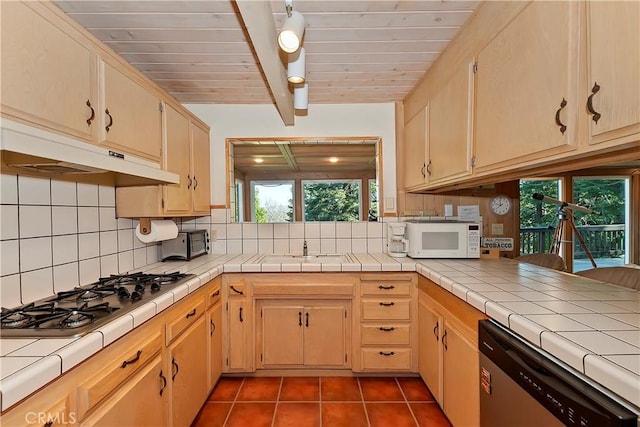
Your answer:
[53,0,480,105]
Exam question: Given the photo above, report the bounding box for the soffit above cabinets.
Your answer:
[52,0,480,105]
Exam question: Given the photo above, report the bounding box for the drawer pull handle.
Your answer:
[306,312,309,327]
[554,97,567,135]
[299,311,302,327]
[187,174,192,190]
[186,308,197,318]
[239,307,244,322]
[433,321,439,341]
[230,285,244,295]
[379,351,396,356]
[210,319,216,336]
[171,357,179,381]
[212,289,220,298]
[86,99,95,126]
[105,108,113,133]
[378,285,395,290]
[121,350,142,369]
[159,370,167,396]
[379,326,395,332]
[194,176,199,190]
[442,330,448,351]
[379,302,395,307]
[586,82,601,124]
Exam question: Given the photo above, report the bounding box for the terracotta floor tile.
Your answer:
[224,402,276,427]
[359,377,405,401]
[410,402,452,427]
[320,377,362,401]
[236,377,281,401]
[366,402,417,427]
[279,377,320,401]
[321,402,368,427]
[192,402,232,427]
[208,377,244,401]
[397,377,435,401]
[273,402,320,427]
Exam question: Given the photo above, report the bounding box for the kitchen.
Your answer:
[1,1,639,426]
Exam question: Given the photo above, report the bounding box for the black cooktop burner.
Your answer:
[0,271,193,337]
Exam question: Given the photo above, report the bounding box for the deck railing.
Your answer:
[519,224,625,258]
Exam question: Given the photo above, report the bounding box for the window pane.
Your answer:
[235,179,243,222]
[572,177,628,272]
[251,181,294,223]
[519,179,561,254]
[303,180,361,221]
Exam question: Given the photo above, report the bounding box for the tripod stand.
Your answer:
[549,205,597,269]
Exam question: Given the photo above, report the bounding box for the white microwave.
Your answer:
[405,221,480,258]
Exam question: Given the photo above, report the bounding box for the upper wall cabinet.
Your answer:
[585,1,640,146]
[403,106,428,190]
[0,1,94,142]
[428,61,475,185]
[99,60,162,163]
[474,1,580,172]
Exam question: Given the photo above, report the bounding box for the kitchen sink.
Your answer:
[259,254,353,263]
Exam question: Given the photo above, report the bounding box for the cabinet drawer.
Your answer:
[361,299,410,320]
[361,282,411,297]
[77,332,162,418]
[166,297,206,345]
[361,348,412,371]
[207,286,221,308]
[361,324,410,346]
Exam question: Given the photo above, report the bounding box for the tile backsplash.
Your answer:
[0,174,159,307]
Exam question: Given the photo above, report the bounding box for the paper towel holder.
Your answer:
[139,217,152,235]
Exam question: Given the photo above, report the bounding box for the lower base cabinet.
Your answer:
[418,276,486,427]
[80,356,166,427]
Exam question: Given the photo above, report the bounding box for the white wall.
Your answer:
[184,103,397,212]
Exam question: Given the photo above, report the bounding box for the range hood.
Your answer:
[0,118,179,186]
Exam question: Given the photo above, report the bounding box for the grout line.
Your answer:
[396,377,420,426]
[270,376,283,427]
[355,377,371,427]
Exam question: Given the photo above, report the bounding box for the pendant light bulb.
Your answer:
[278,11,305,53]
[287,48,306,84]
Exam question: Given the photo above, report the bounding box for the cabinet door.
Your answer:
[80,356,166,427]
[304,304,348,367]
[403,106,428,189]
[442,322,479,427]
[208,303,223,390]
[191,122,211,214]
[261,305,304,366]
[101,61,162,162]
[163,104,192,214]
[418,296,443,405]
[227,299,250,371]
[475,2,578,170]
[586,1,640,144]
[1,2,93,141]
[428,62,474,184]
[169,316,208,427]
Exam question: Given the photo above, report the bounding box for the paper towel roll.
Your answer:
[135,220,179,243]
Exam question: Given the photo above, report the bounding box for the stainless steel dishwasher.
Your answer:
[478,320,638,427]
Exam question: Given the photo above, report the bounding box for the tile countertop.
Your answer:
[1,253,638,413]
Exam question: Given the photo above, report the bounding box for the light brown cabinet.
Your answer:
[474,1,579,172]
[585,1,640,147]
[99,60,162,163]
[207,286,223,390]
[417,276,486,427]
[223,280,253,373]
[114,108,211,218]
[403,106,429,189]
[0,1,94,142]
[257,301,350,368]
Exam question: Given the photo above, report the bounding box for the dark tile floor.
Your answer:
[192,376,452,427]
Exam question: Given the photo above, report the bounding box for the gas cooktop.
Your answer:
[0,272,194,338]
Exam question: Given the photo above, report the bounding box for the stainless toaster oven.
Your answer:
[161,230,209,261]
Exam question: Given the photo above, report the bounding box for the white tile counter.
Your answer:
[1,254,638,414]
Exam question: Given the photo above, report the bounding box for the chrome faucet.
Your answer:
[303,240,308,256]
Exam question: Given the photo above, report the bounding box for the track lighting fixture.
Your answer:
[278,0,305,54]
[287,48,305,84]
[294,83,308,110]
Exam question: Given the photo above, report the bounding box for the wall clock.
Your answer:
[489,194,512,216]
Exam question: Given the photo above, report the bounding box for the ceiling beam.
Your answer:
[234,0,294,126]
[278,144,299,171]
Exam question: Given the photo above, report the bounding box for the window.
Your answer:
[234,179,244,222]
[302,180,361,221]
[250,181,294,223]
[519,179,562,254]
[572,177,629,271]
[368,179,379,221]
